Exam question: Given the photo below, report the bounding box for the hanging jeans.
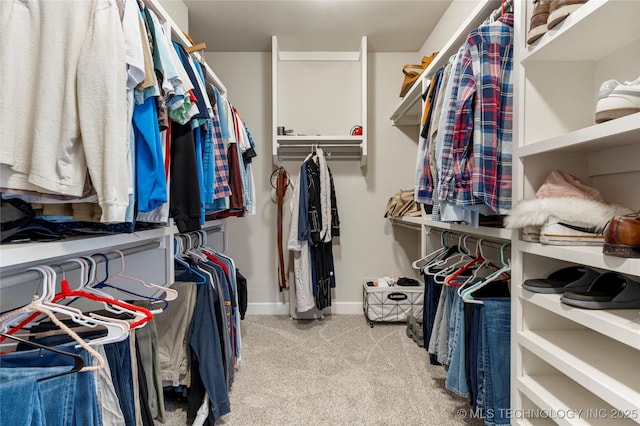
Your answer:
[0,376,46,425]
[0,341,102,426]
[480,298,511,426]
[422,272,443,365]
[445,292,468,397]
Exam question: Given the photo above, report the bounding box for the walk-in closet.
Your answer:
[1,0,638,425]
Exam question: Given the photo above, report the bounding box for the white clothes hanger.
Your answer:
[106,250,178,302]
[461,243,511,305]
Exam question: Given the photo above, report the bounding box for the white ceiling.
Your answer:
[184,0,452,52]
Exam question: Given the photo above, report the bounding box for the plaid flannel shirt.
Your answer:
[440,14,514,213]
[211,102,232,200]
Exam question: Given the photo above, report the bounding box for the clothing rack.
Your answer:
[0,241,161,288]
[426,228,511,251]
[489,0,513,22]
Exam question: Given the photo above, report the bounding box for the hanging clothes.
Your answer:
[288,148,340,312]
[415,13,514,225]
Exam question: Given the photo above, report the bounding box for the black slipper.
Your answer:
[561,272,640,309]
[522,266,599,294]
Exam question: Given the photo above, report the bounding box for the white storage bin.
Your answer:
[362,278,424,327]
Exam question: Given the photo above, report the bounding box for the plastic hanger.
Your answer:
[0,332,84,382]
[174,236,207,285]
[444,238,485,287]
[98,250,177,304]
[1,265,131,345]
[411,231,450,270]
[461,243,511,305]
[432,235,473,284]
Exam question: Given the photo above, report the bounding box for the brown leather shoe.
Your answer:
[603,213,640,258]
[527,0,552,45]
[547,0,588,29]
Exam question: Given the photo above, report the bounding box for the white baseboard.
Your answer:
[246,302,362,316]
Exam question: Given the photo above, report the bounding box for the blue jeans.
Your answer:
[469,303,483,411]
[422,273,443,364]
[480,298,511,426]
[0,341,101,426]
[15,332,134,426]
[0,372,54,425]
[445,292,468,397]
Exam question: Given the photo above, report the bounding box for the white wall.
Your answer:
[206,51,422,314]
[158,0,189,31]
[419,0,479,57]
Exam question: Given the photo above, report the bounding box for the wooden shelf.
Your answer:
[516,241,640,277]
[272,36,367,166]
[517,113,640,157]
[0,227,168,270]
[521,0,640,63]
[518,330,640,414]
[519,292,640,350]
[424,219,512,241]
[276,135,364,143]
[389,0,502,126]
[518,375,638,426]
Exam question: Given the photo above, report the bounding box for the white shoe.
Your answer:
[540,222,604,246]
[595,77,640,123]
[522,226,541,242]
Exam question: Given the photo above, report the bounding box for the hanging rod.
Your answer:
[0,241,161,289]
[489,0,513,21]
[278,144,362,148]
[426,228,511,250]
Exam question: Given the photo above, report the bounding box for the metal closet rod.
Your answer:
[0,241,161,289]
[427,228,510,250]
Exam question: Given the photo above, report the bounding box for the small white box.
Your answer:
[362,278,424,327]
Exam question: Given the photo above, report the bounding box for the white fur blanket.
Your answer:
[504,197,632,231]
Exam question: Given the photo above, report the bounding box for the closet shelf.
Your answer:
[424,219,511,241]
[518,292,640,350]
[517,376,638,426]
[516,241,640,277]
[517,113,640,158]
[276,135,364,143]
[518,330,640,414]
[389,80,424,126]
[0,227,168,270]
[272,36,367,167]
[388,216,424,231]
[389,0,502,126]
[521,0,640,63]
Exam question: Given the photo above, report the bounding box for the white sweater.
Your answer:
[0,0,129,222]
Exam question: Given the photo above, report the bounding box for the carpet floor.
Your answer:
[158,314,482,426]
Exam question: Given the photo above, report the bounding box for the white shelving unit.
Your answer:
[512,0,640,423]
[272,36,368,166]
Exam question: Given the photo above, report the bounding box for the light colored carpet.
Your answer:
[160,314,482,426]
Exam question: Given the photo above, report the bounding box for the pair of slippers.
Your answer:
[523,266,640,309]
